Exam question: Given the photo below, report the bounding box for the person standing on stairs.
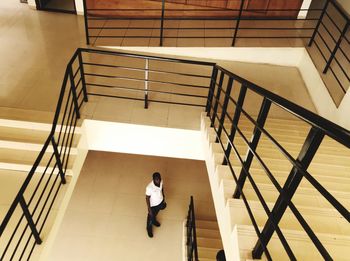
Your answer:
[146,172,167,238]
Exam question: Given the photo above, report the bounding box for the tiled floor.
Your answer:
[0,2,319,259]
[90,19,308,48]
[47,151,217,261]
[0,0,316,129]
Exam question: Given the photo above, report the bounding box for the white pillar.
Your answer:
[298,0,312,19]
[75,0,84,15]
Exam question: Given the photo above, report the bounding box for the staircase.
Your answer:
[201,113,350,260]
[184,218,223,261]
[0,114,81,260]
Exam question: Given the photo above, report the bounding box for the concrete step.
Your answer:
[0,119,81,146]
[225,165,350,193]
[221,179,350,210]
[196,228,221,239]
[0,144,76,169]
[197,237,223,249]
[227,198,350,236]
[196,220,220,230]
[233,224,350,260]
[197,246,220,259]
[0,107,83,126]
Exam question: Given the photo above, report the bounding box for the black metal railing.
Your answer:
[1,48,350,260]
[79,48,215,108]
[186,196,199,261]
[308,0,350,106]
[83,0,350,105]
[0,50,87,260]
[84,0,320,47]
[206,64,350,260]
[0,48,215,259]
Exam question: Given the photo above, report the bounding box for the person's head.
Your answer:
[152,172,161,186]
[216,249,226,261]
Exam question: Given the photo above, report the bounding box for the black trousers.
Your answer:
[147,201,167,228]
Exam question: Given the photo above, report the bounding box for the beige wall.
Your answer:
[337,0,350,13]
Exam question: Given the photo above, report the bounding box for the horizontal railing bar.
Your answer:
[89,35,311,39]
[329,0,350,21]
[313,40,348,93]
[338,45,350,64]
[19,169,60,260]
[86,83,207,98]
[79,48,215,67]
[313,40,329,62]
[27,181,62,260]
[83,62,211,79]
[87,8,321,12]
[288,202,333,259]
[73,67,80,79]
[87,92,205,107]
[324,12,343,34]
[215,65,350,147]
[210,99,336,259]
[84,73,209,89]
[89,26,315,31]
[0,135,52,237]
[88,16,320,21]
[320,21,338,44]
[215,129,273,259]
[210,110,295,259]
[217,76,350,221]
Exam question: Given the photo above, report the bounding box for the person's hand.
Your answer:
[148,210,153,217]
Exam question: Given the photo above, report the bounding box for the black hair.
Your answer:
[152,172,161,180]
[216,250,226,261]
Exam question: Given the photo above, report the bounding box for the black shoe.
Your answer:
[153,220,161,227]
[147,227,153,238]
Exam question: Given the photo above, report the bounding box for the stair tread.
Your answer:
[227,198,350,235]
[0,140,78,154]
[0,162,73,174]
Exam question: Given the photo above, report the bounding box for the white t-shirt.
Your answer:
[145,180,164,207]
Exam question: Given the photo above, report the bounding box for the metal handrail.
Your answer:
[214,65,350,148]
[207,63,350,259]
[83,0,350,104]
[1,48,350,260]
[0,50,86,260]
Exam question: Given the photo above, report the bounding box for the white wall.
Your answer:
[84,120,205,160]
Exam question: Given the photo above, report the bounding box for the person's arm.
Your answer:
[146,195,153,216]
[162,188,165,199]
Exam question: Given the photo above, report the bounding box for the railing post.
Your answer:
[308,0,330,47]
[145,58,149,109]
[82,0,90,45]
[51,136,67,184]
[223,85,247,165]
[206,66,219,117]
[252,127,325,259]
[69,67,81,119]
[211,72,225,127]
[323,21,349,73]
[19,196,42,244]
[233,98,271,198]
[78,51,88,102]
[189,196,199,261]
[160,0,166,46]
[232,0,245,46]
[216,77,234,143]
